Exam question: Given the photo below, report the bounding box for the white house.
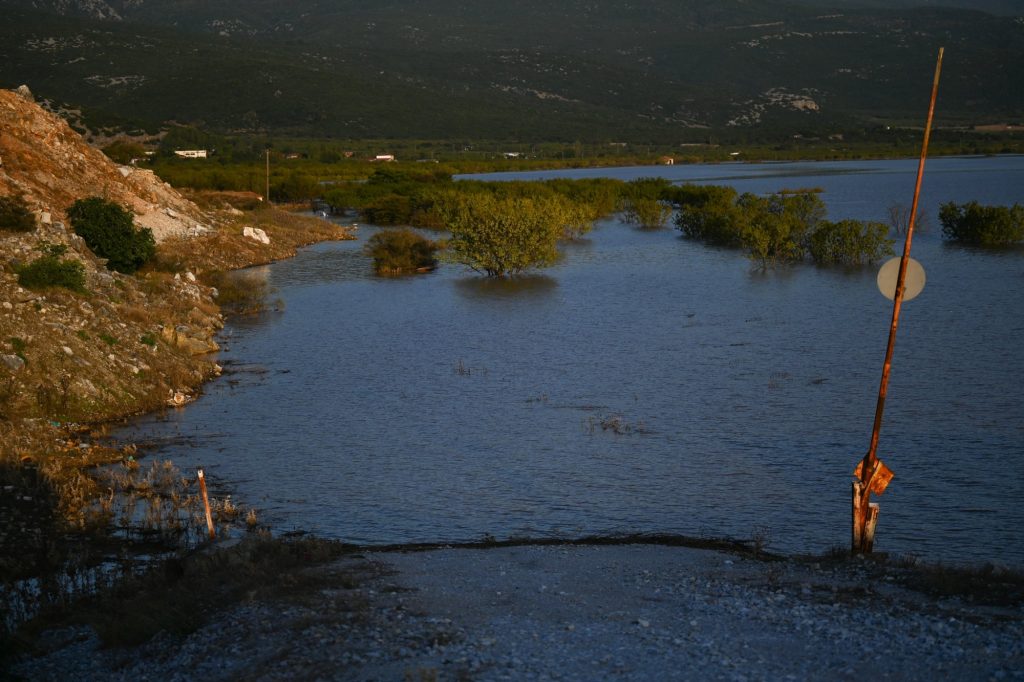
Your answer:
[174,149,208,159]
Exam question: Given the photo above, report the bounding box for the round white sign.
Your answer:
[877,256,926,301]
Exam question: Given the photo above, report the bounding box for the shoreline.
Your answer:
[9,538,1023,680]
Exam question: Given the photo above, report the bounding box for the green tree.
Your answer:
[440,193,565,277]
[0,195,36,232]
[364,229,440,274]
[939,201,1024,246]
[67,197,155,274]
[808,219,893,266]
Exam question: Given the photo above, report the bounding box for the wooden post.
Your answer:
[197,468,215,540]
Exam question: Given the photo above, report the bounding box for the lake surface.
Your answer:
[120,156,1024,565]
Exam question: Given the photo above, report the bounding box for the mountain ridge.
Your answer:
[1,1,1021,141]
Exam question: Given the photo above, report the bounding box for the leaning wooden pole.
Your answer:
[853,47,944,554]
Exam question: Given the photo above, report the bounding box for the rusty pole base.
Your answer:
[851,481,880,554]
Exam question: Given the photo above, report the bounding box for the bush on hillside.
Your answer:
[67,197,155,274]
[0,195,36,233]
[16,243,86,292]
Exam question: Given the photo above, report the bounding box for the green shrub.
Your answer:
[738,191,826,268]
[939,201,1024,246]
[0,195,36,232]
[364,229,440,274]
[808,219,894,265]
[140,333,157,347]
[673,185,744,246]
[67,197,156,273]
[622,198,674,229]
[17,254,86,293]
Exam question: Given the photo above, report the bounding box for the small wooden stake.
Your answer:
[197,468,215,540]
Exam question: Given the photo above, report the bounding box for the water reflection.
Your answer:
[453,274,559,301]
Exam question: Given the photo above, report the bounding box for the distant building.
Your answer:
[373,154,396,162]
[173,149,208,159]
[503,152,521,159]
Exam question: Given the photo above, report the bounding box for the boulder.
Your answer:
[161,325,219,355]
[242,226,270,245]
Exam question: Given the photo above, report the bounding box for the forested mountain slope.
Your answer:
[1,0,1020,141]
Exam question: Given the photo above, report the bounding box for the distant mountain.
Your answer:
[1,0,1021,141]
[796,0,1024,15]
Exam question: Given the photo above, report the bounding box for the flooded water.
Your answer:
[120,156,1024,565]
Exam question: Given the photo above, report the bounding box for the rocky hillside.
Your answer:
[0,84,349,546]
[0,84,351,595]
[1,85,209,241]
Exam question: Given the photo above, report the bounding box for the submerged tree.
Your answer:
[439,193,567,277]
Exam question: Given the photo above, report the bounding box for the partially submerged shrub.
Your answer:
[16,243,86,292]
[67,197,155,273]
[622,198,674,229]
[808,219,894,266]
[0,195,36,232]
[364,228,440,274]
[939,201,1024,246]
[621,177,675,229]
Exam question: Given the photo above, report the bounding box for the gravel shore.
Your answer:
[10,543,1024,681]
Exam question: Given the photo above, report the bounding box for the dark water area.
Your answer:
[119,156,1024,565]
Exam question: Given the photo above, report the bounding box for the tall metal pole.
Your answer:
[265,148,270,204]
[854,47,944,553]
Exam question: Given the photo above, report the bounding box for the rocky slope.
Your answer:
[0,84,350,578]
[1,85,209,242]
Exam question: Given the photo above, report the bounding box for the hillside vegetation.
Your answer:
[0,1,1021,142]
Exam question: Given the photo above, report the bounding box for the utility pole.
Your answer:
[852,47,943,554]
[265,148,270,205]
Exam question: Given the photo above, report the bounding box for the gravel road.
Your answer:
[10,544,1024,681]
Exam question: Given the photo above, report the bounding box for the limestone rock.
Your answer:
[1,354,25,371]
[161,325,219,356]
[242,226,270,245]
